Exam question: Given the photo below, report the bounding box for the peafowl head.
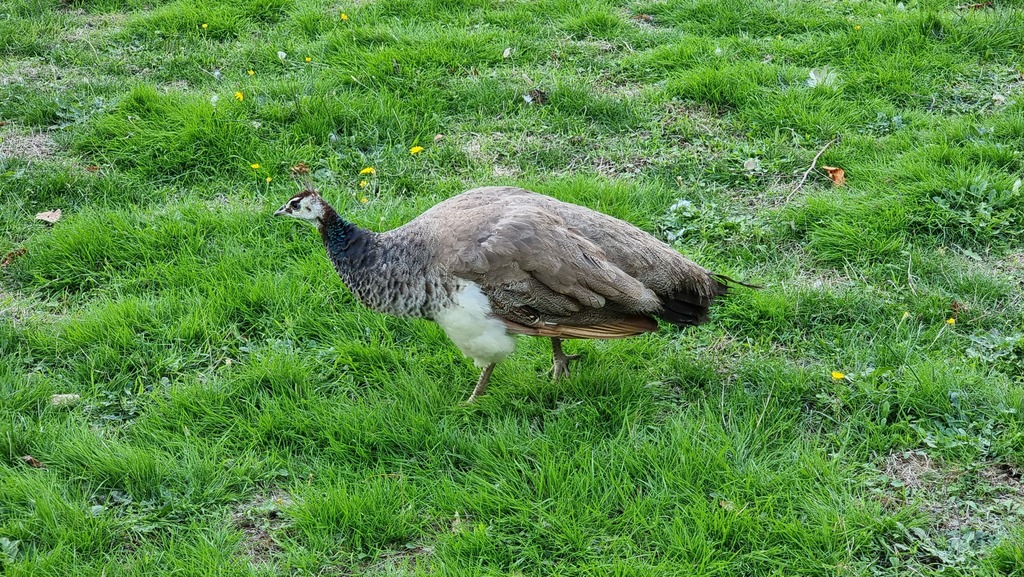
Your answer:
[274,187,330,224]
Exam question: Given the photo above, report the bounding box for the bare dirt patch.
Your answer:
[0,287,65,326]
[658,102,729,139]
[159,80,191,93]
[0,129,56,161]
[363,544,433,574]
[461,132,488,163]
[0,58,45,86]
[937,65,1024,115]
[871,450,1024,568]
[231,491,290,568]
[63,11,128,43]
[0,58,94,89]
[492,164,520,178]
[996,252,1024,276]
[461,130,670,179]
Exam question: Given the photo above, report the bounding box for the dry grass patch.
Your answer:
[0,127,56,161]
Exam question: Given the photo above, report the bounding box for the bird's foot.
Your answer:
[552,352,582,381]
[551,337,582,381]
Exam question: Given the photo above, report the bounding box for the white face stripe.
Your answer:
[278,194,325,222]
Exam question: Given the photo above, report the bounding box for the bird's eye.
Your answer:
[290,199,301,209]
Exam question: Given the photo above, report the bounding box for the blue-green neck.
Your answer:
[318,207,374,269]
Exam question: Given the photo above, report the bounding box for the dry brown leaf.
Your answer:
[289,162,310,176]
[1,247,26,268]
[433,133,444,143]
[21,455,45,468]
[85,165,100,173]
[822,166,845,186]
[35,209,62,224]
[633,13,654,22]
[50,393,81,406]
[959,2,993,9]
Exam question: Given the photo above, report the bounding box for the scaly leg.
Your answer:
[465,363,496,403]
[551,338,582,381]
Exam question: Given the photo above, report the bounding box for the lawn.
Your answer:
[2,0,1024,574]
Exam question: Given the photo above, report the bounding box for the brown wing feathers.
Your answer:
[423,187,738,337]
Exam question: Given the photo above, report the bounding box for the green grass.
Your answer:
[2,0,1024,574]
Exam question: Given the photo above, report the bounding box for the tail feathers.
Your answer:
[657,273,758,328]
[657,294,713,327]
[712,273,763,290]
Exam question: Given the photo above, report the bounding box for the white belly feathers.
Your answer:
[433,282,516,368]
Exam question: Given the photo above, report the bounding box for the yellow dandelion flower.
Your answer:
[265,176,272,183]
[247,69,255,76]
[946,318,956,325]
[409,145,424,155]
[250,163,260,169]
[854,25,861,30]
[234,91,244,101]
[359,196,369,204]
[831,371,846,381]
[359,167,376,175]
[358,180,369,188]
[341,12,349,20]
[201,23,208,29]
[305,57,312,62]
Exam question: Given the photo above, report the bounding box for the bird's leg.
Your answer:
[551,338,582,381]
[465,363,496,404]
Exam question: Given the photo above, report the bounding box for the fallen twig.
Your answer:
[786,136,839,203]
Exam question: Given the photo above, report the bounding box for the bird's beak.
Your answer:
[274,206,288,217]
